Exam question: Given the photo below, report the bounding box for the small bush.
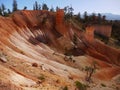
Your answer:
[101,83,106,87]
[75,81,87,90]
[32,63,38,67]
[38,74,45,81]
[63,86,68,90]
[84,61,97,83]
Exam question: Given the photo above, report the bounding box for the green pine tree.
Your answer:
[12,0,18,12]
[0,7,2,15]
[42,3,49,10]
[1,4,6,16]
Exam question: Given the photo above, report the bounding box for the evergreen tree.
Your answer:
[64,5,74,20]
[68,6,74,17]
[76,12,81,21]
[64,6,69,14]
[50,6,54,12]
[83,11,88,21]
[12,0,18,12]
[23,6,27,10]
[33,5,35,10]
[56,6,59,11]
[91,13,96,21]
[42,3,49,10]
[0,7,2,15]
[35,1,38,10]
[102,15,106,21]
[98,13,102,23]
[7,9,11,14]
[4,11,9,17]
[0,4,9,17]
[1,4,6,16]
[38,4,41,10]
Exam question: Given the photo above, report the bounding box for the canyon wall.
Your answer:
[93,40,120,65]
[0,10,120,90]
[85,25,120,66]
[85,25,112,39]
[1,10,120,66]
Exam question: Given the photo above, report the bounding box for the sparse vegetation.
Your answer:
[63,86,68,90]
[101,83,106,87]
[85,61,97,83]
[75,81,87,90]
[42,3,49,10]
[12,0,18,12]
[0,1,120,90]
[33,1,39,10]
[38,74,45,82]
[64,6,74,21]
[112,21,120,46]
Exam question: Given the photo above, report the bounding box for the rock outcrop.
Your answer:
[89,24,112,38]
[85,25,120,65]
[0,10,120,90]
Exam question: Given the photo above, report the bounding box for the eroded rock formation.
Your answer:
[0,10,120,90]
[85,25,120,65]
[89,25,112,38]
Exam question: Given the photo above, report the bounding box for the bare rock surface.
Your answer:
[0,10,119,90]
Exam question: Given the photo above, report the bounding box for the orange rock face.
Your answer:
[0,10,120,90]
[56,9,64,25]
[93,40,120,65]
[0,10,119,66]
[85,25,112,40]
[87,25,112,38]
[84,25,119,65]
[85,26,94,42]
[12,10,55,28]
[55,9,69,35]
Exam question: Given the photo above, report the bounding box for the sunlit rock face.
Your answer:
[0,10,120,90]
[85,25,112,42]
[85,26,95,42]
[85,25,120,65]
[55,9,70,35]
[56,9,64,25]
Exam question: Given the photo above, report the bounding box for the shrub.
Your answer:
[32,63,38,67]
[101,83,106,87]
[38,74,45,81]
[84,61,97,83]
[75,81,87,90]
[63,86,68,90]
